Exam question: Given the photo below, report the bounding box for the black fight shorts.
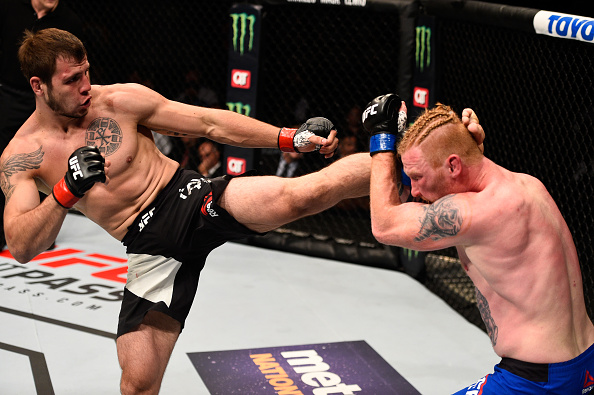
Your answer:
[117,168,262,337]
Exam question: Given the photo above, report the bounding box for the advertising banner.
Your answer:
[189,340,421,394]
[533,11,594,43]
[225,4,263,174]
[410,14,436,122]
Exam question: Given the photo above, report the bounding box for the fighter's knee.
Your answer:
[120,370,160,395]
[283,173,332,217]
[280,177,325,217]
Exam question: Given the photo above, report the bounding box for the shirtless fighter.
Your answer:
[363,93,594,394]
[0,28,374,394]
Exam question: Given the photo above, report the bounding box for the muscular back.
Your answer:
[1,84,178,240]
[459,164,594,363]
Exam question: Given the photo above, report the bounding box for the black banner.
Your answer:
[224,4,263,175]
[409,14,436,122]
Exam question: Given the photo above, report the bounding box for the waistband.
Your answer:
[498,358,549,382]
[498,341,594,382]
[121,167,184,246]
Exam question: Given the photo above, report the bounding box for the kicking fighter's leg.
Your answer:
[219,152,371,233]
[117,311,181,395]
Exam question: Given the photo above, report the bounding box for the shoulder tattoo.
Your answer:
[86,117,123,156]
[414,194,463,242]
[0,146,44,201]
[475,287,498,346]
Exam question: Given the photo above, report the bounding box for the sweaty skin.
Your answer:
[3,82,187,241]
[0,56,340,263]
[3,44,375,395]
[371,133,594,364]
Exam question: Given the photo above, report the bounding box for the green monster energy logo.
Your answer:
[403,248,420,260]
[226,102,251,117]
[415,26,431,72]
[230,13,256,55]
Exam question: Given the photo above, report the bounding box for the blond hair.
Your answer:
[398,103,482,167]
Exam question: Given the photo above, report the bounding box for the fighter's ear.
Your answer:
[30,77,43,95]
[447,154,462,178]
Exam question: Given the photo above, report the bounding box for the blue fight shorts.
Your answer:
[453,342,594,394]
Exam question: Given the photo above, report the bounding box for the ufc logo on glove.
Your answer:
[362,104,379,123]
[69,156,83,180]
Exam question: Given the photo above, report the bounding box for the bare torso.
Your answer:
[458,164,594,363]
[5,84,179,240]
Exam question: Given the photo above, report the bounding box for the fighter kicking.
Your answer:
[1,28,371,394]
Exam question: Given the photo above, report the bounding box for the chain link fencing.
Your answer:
[67,0,593,332]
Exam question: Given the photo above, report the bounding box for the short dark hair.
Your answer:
[18,28,87,85]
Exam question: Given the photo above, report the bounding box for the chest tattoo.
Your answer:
[86,117,123,156]
[0,146,44,201]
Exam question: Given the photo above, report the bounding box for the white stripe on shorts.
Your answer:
[125,253,182,307]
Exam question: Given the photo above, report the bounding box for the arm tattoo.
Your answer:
[414,194,463,242]
[0,146,44,201]
[475,287,498,346]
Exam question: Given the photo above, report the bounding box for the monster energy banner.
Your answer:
[224,4,262,175]
[410,14,436,122]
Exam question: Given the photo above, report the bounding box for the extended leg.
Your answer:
[219,152,371,233]
[117,311,181,395]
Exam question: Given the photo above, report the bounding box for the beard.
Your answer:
[46,86,87,119]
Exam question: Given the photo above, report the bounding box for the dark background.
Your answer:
[63,0,593,330]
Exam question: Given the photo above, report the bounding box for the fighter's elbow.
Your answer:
[8,249,34,264]
[371,223,394,246]
[5,237,36,264]
[372,218,414,247]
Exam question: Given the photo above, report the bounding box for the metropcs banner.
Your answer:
[188,340,421,394]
